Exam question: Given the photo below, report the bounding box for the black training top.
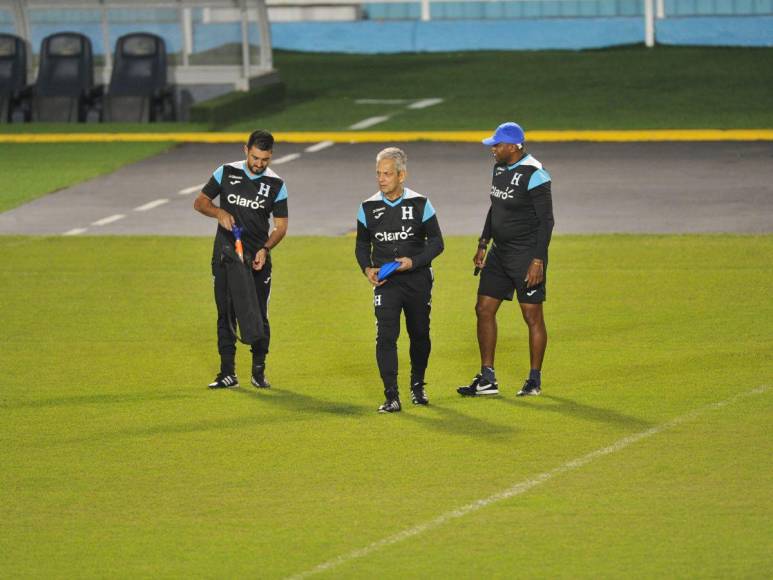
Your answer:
[202,160,288,259]
[481,153,554,262]
[355,187,444,272]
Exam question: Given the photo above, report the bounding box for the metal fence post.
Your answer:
[240,0,250,90]
[644,0,655,47]
[181,6,192,67]
[100,0,112,78]
[421,0,431,21]
[256,0,273,71]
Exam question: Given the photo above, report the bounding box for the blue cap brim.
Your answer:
[482,137,497,146]
[377,260,401,281]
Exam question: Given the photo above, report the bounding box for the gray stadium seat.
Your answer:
[0,33,31,123]
[32,32,102,122]
[102,33,175,122]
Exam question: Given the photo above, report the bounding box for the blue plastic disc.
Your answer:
[377,260,401,281]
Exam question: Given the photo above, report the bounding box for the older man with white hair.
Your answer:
[355,147,444,413]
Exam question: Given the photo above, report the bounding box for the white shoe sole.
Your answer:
[457,388,500,396]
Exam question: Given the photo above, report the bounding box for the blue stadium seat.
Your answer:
[32,32,102,122]
[103,32,175,122]
[0,33,31,122]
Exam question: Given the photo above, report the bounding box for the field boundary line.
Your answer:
[2,129,773,144]
[287,385,769,579]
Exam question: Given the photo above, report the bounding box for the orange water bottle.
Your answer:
[233,225,244,263]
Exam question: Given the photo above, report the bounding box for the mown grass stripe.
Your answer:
[2,129,772,144]
[288,385,769,579]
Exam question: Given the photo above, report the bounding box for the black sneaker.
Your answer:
[208,373,238,389]
[378,399,402,413]
[251,368,271,389]
[517,379,541,396]
[410,382,429,405]
[457,374,499,397]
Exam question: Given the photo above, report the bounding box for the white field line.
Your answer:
[134,198,169,212]
[63,227,88,236]
[408,98,444,110]
[91,214,125,227]
[355,99,409,105]
[178,183,205,195]
[272,153,302,165]
[349,116,390,130]
[287,385,769,580]
[305,141,334,153]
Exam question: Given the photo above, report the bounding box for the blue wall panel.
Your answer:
[657,15,773,45]
[271,18,645,53]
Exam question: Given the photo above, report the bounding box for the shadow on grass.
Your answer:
[496,394,653,429]
[229,386,370,416]
[399,402,518,439]
[60,411,309,445]
[1,390,195,410]
[56,387,367,445]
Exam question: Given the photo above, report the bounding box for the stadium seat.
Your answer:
[32,32,102,122]
[102,33,175,122]
[0,33,31,123]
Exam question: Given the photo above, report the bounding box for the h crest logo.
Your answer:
[401,206,414,221]
[257,182,271,197]
[510,173,523,187]
[374,294,382,307]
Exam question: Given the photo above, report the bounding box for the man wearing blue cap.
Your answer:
[457,122,554,398]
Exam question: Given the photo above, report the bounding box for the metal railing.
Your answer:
[0,0,275,89]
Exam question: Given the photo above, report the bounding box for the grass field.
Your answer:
[1,47,771,134]
[227,47,773,132]
[0,143,175,212]
[1,234,770,578]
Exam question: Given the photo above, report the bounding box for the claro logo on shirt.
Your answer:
[490,185,515,200]
[227,193,266,209]
[375,226,414,242]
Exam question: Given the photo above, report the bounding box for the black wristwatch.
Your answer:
[261,246,270,254]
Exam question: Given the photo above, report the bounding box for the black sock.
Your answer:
[481,366,496,383]
[529,369,541,386]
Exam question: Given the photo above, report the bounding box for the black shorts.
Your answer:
[477,248,546,304]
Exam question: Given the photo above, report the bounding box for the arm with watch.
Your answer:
[252,217,288,271]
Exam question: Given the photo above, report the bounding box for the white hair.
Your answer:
[376,147,407,174]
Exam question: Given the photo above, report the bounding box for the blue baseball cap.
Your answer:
[482,122,525,146]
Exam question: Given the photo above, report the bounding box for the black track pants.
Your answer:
[373,268,433,399]
[212,257,272,373]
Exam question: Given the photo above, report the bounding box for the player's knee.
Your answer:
[406,325,430,342]
[376,337,398,352]
[521,307,543,327]
[376,322,400,346]
[476,301,496,319]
